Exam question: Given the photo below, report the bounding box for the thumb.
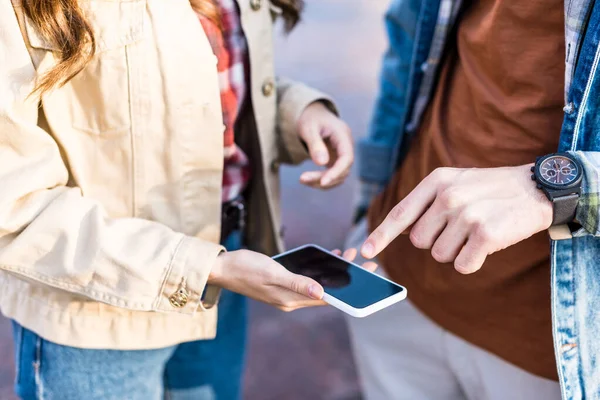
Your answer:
[283,272,324,300]
[300,124,329,166]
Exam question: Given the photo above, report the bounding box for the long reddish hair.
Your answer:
[22,0,304,95]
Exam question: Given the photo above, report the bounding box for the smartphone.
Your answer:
[273,244,407,318]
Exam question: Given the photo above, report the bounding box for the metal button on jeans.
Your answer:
[262,79,275,97]
[250,0,262,11]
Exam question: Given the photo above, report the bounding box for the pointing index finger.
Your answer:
[361,172,445,258]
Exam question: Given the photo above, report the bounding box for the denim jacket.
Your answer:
[358,0,600,398]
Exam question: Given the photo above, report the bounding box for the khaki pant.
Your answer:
[344,220,561,400]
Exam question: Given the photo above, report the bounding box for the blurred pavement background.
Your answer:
[0,1,389,399]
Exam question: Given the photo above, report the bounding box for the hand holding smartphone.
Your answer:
[273,244,407,317]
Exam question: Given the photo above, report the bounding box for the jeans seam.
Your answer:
[33,336,44,400]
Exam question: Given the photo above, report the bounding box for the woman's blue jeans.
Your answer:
[11,232,247,400]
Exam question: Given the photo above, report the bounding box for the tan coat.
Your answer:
[0,0,334,349]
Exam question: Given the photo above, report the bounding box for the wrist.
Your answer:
[524,163,554,228]
[535,188,554,230]
[208,251,226,286]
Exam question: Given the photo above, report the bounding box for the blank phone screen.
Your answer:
[274,245,404,309]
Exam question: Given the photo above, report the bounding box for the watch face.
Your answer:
[539,155,579,186]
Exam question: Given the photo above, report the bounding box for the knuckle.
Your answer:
[409,229,430,249]
[313,143,328,154]
[454,253,483,274]
[474,225,496,245]
[460,208,482,226]
[389,204,406,222]
[430,167,450,183]
[316,138,328,147]
[370,228,389,245]
[288,279,302,294]
[454,261,477,274]
[439,187,462,209]
[260,267,277,283]
[431,247,452,263]
[305,135,322,148]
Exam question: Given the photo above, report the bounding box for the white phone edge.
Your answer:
[274,243,408,318]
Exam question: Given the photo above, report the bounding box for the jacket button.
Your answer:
[262,79,275,97]
[169,288,189,308]
[250,0,262,11]
[271,160,280,172]
[563,102,575,114]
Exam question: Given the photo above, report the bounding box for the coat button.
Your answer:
[250,0,262,11]
[169,288,189,308]
[262,79,275,97]
[271,160,280,172]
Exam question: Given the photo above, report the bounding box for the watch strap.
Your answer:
[552,193,579,226]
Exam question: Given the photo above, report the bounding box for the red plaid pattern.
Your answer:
[196,0,251,203]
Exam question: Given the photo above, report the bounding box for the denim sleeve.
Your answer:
[570,151,600,236]
[356,0,420,211]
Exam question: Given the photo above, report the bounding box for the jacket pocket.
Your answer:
[24,0,146,137]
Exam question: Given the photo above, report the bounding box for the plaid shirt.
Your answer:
[405,0,463,133]
[565,0,599,237]
[196,0,251,203]
[564,0,594,101]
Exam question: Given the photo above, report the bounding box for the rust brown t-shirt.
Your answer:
[368,0,565,380]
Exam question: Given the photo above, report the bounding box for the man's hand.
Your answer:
[361,165,554,274]
[297,102,354,189]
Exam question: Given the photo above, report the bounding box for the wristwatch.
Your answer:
[531,153,583,226]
